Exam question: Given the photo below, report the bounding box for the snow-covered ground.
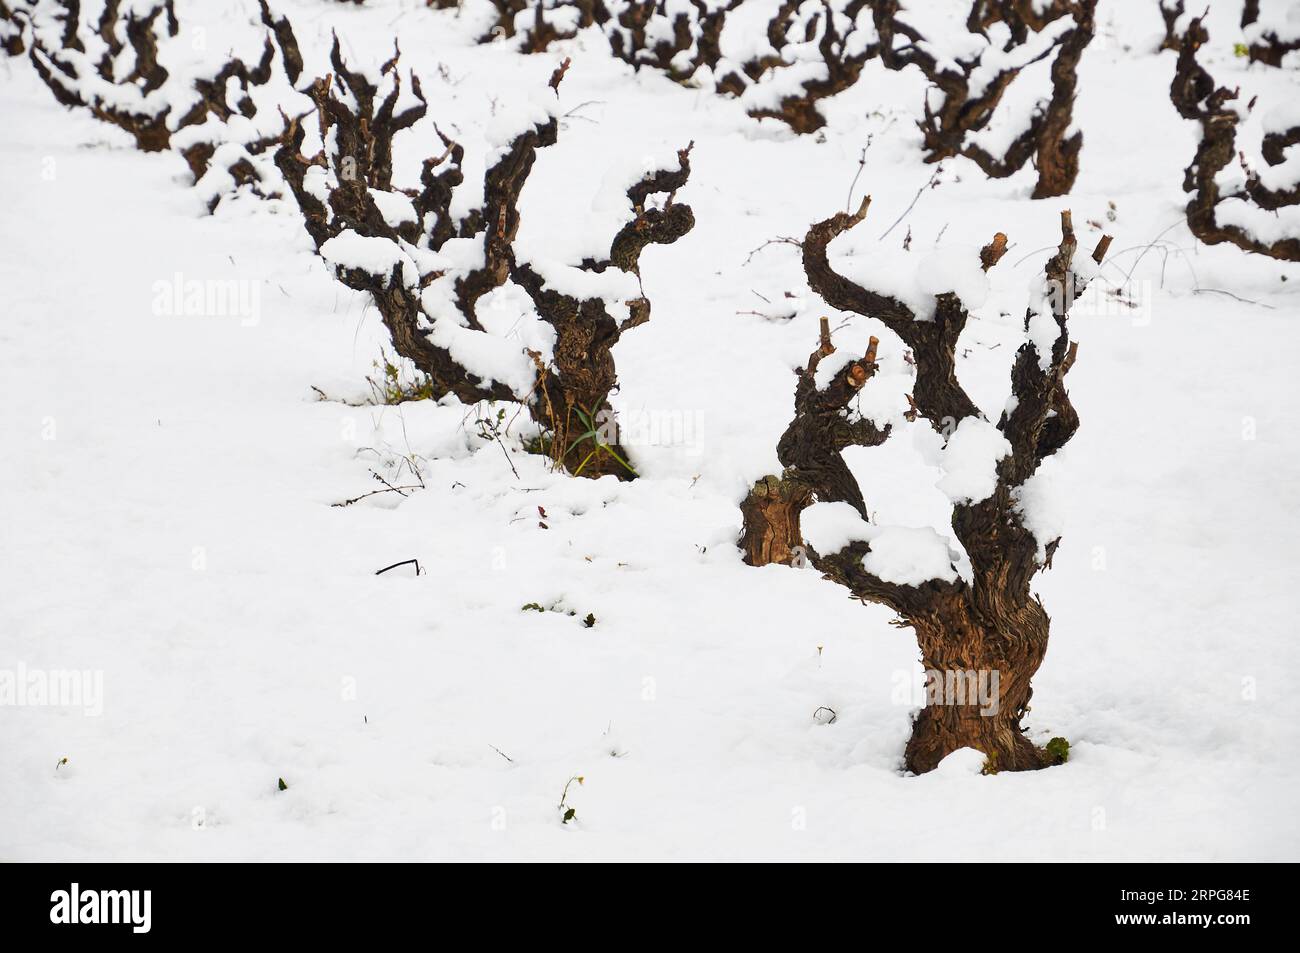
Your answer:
[1,0,1298,861]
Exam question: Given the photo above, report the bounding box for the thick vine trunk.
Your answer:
[792,204,1105,776]
[903,593,1051,774]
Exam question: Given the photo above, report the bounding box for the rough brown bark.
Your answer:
[739,474,814,567]
[905,595,1050,773]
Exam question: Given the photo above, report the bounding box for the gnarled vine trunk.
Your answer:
[267,22,695,480]
[746,199,1107,774]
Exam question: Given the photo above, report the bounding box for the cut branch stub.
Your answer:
[980,232,1009,270]
[740,473,816,568]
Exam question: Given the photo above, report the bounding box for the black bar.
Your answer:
[0,862,1284,939]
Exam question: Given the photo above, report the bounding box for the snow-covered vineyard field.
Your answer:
[1,0,1298,861]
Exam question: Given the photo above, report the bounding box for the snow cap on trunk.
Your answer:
[937,416,1011,504]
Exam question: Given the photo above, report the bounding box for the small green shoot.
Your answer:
[564,403,637,477]
[559,775,584,824]
[367,352,437,405]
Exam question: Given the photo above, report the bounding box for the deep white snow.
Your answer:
[1,0,1298,861]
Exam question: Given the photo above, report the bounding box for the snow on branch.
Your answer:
[474,0,1095,193]
[1,0,33,55]
[27,0,180,152]
[735,0,880,134]
[504,0,882,132]
[791,201,1108,601]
